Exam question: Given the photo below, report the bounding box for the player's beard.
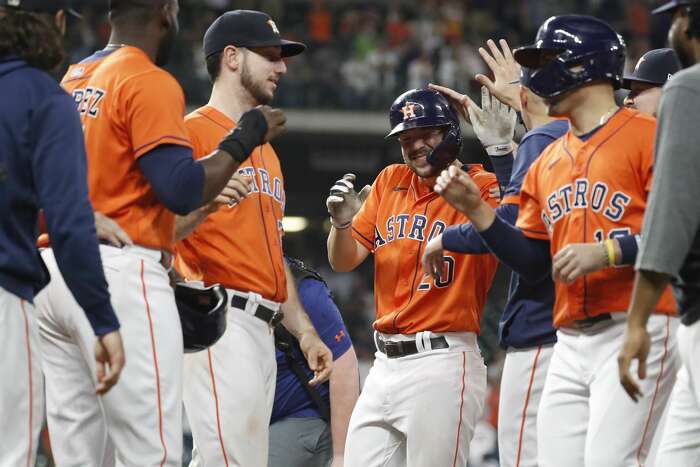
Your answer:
[240,52,274,105]
[155,20,178,67]
[671,34,695,69]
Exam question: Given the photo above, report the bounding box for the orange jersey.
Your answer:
[61,47,192,252]
[516,108,676,327]
[175,106,287,303]
[352,164,499,334]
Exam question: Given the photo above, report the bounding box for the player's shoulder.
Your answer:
[522,119,569,142]
[99,47,182,94]
[375,163,410,184]
[665,63,700,92]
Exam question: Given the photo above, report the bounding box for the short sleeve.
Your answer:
[351,170,385,252]
[469,168,500,208]
[121,70,192,159]
[298,279,352,360]
[515,158,549,240]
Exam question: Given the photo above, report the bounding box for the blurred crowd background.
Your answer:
[37,1,674,465]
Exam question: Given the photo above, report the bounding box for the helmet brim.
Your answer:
[385,120,450,139]
[621,76,664,89]
[513,46,566,69]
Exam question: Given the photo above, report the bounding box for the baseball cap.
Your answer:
[622,48,681,88]
[0,0,82,18]
[652,0,699,14]
[203,10,306,59]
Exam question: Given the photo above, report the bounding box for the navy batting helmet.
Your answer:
[175,282,228,353]
[513,15,626,98]
[387,88,462,170]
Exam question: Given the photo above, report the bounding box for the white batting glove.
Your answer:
[326,174,371,229]
[467,86,517,156]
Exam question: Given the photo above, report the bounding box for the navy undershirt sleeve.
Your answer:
[442,203,519,254]
[478,215,552,280]
[618,234,640,266]
[489,152,514,195]
[138,144,205,215]
[33,94,119,335]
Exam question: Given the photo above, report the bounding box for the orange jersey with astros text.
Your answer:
[175,106,287,303]
[61,47,192,252]
[352,164,499,334]
[516,108,676,327]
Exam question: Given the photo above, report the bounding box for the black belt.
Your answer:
[98,240,172,270]
[570,313,612,330]
[375,335,449,358]
[231,295,284,326]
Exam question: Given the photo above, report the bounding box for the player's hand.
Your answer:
[475,38,522,111]
[326,174,371,229]
[257,105,287,142]
[618,324,651,402]
[422,234,445,281]
[467,86,517,155]
[298,330,333,386]
[552,243,608,283]
[211,174,253,208]
[94,330,125,395]
[434,165,483,215]
[428,83,479,124]
[94,212,132,248]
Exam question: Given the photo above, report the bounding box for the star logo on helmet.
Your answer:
[400,102,423,120]
[268,20,280,35]
[634,56,645,72]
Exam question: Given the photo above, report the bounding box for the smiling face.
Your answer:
[397,126,446,178]
[623,81,662,116]
[240,46,287,105]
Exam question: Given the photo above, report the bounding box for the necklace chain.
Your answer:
[599,105,619,126]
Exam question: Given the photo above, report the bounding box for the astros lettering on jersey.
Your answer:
[516,107,676,326]
[352,163,499,334]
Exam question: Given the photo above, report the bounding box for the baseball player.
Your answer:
[35,1,286,466]
[269,257,359,467]
[424,38,568,467]
[619,1,700,464]
[622,48,681,116]
[0,1,124,466]
[434,15,680,467]
[173,10,332,467]
[326,87,500,466]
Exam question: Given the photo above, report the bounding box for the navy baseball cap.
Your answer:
[622,48,681,88]
[652,0,699,14]
[203,10,306,59]
[0,0,81,17]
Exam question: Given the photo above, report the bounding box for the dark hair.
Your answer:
[206,51,222,83]
[0,8,65,71]
[687,5,700,39]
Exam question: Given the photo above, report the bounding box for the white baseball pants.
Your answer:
[36,245,183,467]
[0,288,43,467]
[498,344,554,467]
[184,289,277,467]
[537,314,679,467]
[655,319,700,464]
[344,331,487,467]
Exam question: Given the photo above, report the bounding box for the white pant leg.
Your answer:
[498,344,553,467]
[344,356,405,467]
[0,289,43,467]
[184,306,276,467]
[537,332,590,467]
[36,281,114,467]
[585,315,679,467]
[656,321,700,463]
[37,246,183,467]
[346,333,487,467]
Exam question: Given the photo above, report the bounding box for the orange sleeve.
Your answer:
[351,169,386,252]
[470,169,500,208]
[121,70,192,159]
[515,159,549,240]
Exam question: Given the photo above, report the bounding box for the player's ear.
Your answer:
[54,10,66,36]
[222,45,241,73]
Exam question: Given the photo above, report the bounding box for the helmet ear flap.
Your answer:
[427,123,462,171]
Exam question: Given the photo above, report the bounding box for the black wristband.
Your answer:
[218,107,268,163]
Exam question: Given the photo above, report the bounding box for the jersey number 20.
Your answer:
[418,256,455,291]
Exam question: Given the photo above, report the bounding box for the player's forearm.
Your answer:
[627,269,671,328]
[280,264,316,338]
[198,151,242,205]
[329,347,360,459]
[327,227,365,272]
[175,207,212,242]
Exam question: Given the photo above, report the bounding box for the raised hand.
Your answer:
[475,39,522,111]
[467,86,517,155]
[326,173,371,229]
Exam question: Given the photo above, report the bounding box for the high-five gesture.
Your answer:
[475,39,522,111]
[468,86,517,156]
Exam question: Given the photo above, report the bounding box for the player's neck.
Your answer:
[566,86,618,136]
[208,82,258,124]
[106,32,158,64]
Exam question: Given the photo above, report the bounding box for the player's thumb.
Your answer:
[358,185,371,203]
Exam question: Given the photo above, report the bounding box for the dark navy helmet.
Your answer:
[387,88,462,170]
[513,15,626,98]
[175,282,228,353]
